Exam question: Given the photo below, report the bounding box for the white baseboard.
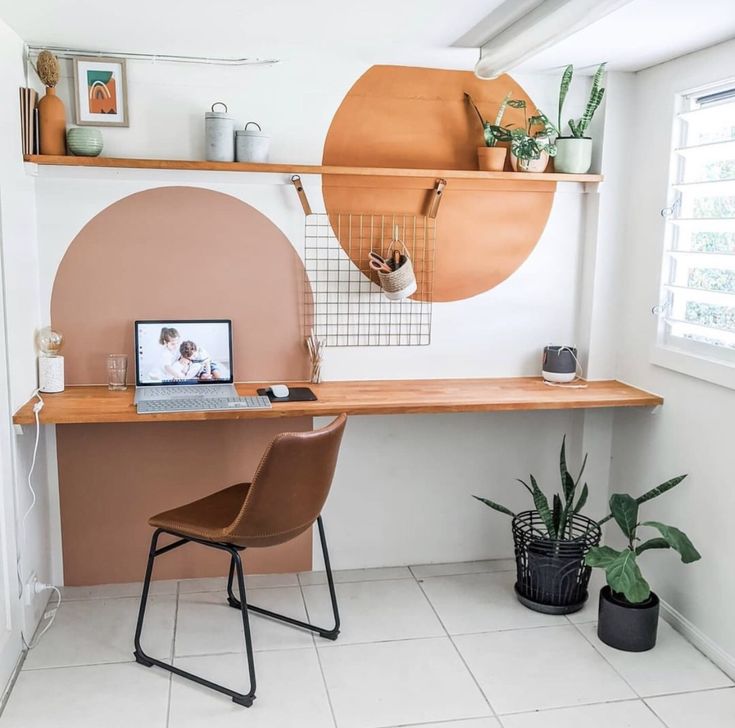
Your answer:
[660,599,735,680]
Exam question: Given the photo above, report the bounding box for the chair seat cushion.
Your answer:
[149,482,250,543]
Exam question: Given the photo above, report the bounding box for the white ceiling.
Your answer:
[0,0,500,58]
[0,0,733,72]
[515,0,735,73]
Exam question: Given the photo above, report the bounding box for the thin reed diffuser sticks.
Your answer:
[306,331,325,384]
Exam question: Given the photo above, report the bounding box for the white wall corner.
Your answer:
[575,71,636,381]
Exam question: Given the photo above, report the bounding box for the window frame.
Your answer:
[651,77,735,391]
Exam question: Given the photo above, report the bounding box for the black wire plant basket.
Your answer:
[512,510,601,615]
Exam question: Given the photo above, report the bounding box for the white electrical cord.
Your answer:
[20,389,43,530]
[16,388,62,649]
[22,585,61,651]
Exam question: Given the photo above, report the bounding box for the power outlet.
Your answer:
[24,572,38,606]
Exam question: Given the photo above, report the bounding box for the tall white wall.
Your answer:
[27,55,608,572]
[611,38,735,673]
[0,17,51,689]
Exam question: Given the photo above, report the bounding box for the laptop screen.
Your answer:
[135,320,234,386]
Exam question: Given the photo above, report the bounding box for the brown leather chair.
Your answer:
[133,414,347,707]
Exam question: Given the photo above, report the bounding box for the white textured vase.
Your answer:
[554,137,593,174]
[510,150,549,173]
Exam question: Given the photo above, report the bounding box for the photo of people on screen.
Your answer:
[137,322,232,384]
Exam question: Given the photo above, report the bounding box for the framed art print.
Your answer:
[73,57,128,127]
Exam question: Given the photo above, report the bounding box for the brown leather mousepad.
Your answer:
[257,387,318,402]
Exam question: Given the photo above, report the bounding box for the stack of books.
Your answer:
[19,87,39,155]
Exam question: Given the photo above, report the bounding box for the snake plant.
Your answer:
[561,62,607,138]
[473,436,588,540]
[586,475,701,603]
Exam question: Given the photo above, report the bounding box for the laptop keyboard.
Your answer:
[137,396,272,414]
[142,385,233,399]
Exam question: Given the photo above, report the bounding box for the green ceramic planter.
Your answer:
[66,127,103,157]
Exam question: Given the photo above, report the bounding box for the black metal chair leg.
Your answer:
[133,528,161,668]
[229,548,258,706]
[133,530,257,707]
[226,515,340,640]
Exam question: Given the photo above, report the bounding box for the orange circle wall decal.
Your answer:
[322,65,556,302]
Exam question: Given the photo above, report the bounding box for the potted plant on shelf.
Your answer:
[464,91,513,171]
[554,62,606,174]
[473,436,600,614]
[586,474,700,652]
[484,102,559,173]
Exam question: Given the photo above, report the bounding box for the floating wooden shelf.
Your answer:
[23,155,603,184]
[12,377,659,425]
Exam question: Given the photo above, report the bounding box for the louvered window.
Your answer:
[658,83,735,369]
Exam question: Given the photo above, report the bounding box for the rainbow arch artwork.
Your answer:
[86,70,117,114]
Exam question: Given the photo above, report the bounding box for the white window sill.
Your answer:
[651,344,735,391]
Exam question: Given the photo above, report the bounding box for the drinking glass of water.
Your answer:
[107,354,128,391]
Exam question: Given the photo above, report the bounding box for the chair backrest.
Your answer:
[223,414,347,547]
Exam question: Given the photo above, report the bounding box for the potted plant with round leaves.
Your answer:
[473,436,601,614]
[554,62,606,174]
[484,103,559,173]
[586,475,701,652]
[464,91,512,171]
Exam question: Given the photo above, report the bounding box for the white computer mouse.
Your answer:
[270,384,290,398]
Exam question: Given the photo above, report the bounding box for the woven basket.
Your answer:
[377,240,417,300]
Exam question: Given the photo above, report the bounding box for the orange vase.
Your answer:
[38,87,66,155]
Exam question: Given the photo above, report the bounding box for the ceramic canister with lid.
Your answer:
[235,122,271,163]
[205,102,235,162]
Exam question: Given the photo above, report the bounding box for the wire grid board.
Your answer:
[304,213,435,346]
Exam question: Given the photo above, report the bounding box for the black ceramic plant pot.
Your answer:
[512,511,601,615]
[597,586,660,652]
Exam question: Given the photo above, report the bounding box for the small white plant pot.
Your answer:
[511,150,549,173]
[542,370,576,383]
[554,137,593,174]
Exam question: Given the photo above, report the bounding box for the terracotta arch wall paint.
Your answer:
[51,187,313,584]
[322,65,556,302]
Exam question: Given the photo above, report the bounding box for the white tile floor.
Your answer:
[2,559,733,727]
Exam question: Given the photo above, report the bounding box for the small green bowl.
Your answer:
[66,127,103,157]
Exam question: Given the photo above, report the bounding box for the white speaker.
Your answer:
[39,355,64,393]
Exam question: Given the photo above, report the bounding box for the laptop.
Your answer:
[134,319,238,403]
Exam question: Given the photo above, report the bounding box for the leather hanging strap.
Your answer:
[427,178,447,219]
[291,175,312,216]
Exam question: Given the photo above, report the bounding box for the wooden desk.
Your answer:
[13,377,662,425]
[18,376,661,585]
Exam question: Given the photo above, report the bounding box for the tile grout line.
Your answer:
[642,683,735,702]
[414,576,500,722]
[408,565,516,581]
[498,695,655,718]
[569,619,644,700]
[385,715,505,728]
[310,622,570,653]
[297,577,339,728]
[642,698,673,728]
